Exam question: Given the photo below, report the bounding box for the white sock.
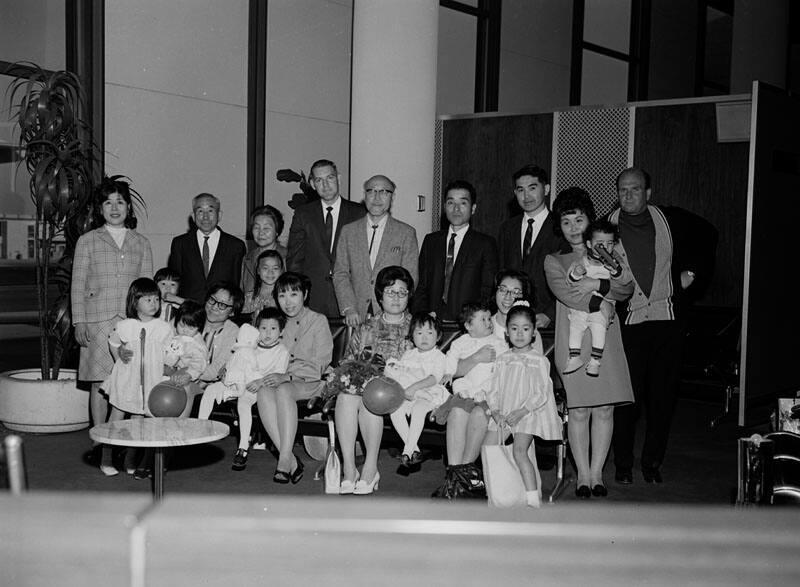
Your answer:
[526,490,541,508]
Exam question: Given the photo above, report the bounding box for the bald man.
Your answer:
[333,174,419,326]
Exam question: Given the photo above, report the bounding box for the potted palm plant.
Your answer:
[0,62,101,432]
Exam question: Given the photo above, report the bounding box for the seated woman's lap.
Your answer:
[267,380,324,402]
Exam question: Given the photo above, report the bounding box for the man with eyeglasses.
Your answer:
[497,164,565,329]
[333,174,418,326]
[168,193,246,304]
[286,159,365,318]
[414,180,498,321]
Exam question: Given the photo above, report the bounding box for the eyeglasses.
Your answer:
[365,188,394,198]
[207,296,233,310]
[383,289,409,299]
[497,286,523,298]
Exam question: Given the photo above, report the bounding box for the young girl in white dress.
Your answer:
[98,278,173,476]
[485,301,562,508]
[385,312,449,472]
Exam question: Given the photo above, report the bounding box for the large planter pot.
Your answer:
[0,369,89,433]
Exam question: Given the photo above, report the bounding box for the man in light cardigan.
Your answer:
[333,174,418,327]
[608,167,717,486]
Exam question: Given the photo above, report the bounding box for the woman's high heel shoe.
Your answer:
[353,472,380,495]
[290,458,304,484]
[339,472,360,495]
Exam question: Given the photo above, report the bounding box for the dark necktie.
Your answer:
[202,236,210,277]
[442,232,456,302]
[324,206,334,253]
[522,218,534,262]
[368,224,379,266]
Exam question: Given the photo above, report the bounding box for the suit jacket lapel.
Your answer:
[373,216,396,270]
[453,228,472,273]
[207,230,227,277]
[97,226,119,250]
[309,203,330,258]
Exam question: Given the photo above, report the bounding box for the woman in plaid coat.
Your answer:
[71,177,153,431]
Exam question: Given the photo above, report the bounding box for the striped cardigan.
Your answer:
[609,205,717,325]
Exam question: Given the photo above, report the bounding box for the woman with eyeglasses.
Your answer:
[329,265,415,495]
[431,269,538,498]
[186,282,244,416]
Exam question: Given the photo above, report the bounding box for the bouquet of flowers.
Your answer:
[323,346,384,399]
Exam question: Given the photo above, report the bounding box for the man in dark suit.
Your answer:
[286,159,365,318]
[168,193,246,303]
[414,180,498,321]
[497,164,565,329]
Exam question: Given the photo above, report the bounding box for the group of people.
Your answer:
[71,158,715,504]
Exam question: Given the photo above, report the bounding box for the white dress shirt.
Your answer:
[196,228,221,266]
[446,224,470,263]
[320,196,342,253]
[519,208,549,258]
[366,214,389,268]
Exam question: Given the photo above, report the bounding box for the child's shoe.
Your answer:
[563,356,584,374]
[133,466,151,480]
[100,465,119,477]
[526,490,541,508]
[585,358,601,377]
[232,448,248,471]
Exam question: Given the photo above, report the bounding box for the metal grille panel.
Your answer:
[432,119,443,231]
[552,108,633,218]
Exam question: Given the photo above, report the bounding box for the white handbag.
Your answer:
[481,427,527,508]
[324,419,341,494]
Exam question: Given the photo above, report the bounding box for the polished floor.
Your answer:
[1,323,754,504]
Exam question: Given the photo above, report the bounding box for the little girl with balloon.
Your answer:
[97,277,173,476]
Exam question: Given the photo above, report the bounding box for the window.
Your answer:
[571,0,650,104]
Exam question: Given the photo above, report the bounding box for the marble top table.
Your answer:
[90,418,229,500]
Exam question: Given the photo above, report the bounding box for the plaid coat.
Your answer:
[71,227,154,324]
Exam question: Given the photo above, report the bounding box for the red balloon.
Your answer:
[148,381,187,417]
[362,376,405,416]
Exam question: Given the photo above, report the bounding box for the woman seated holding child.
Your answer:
[186,282,244,416]
[432,271,538,498]
[254,272,333,484]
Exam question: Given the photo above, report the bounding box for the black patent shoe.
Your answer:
[273,469,291,484]
[642,468,663,484]
[231,449,248,471]
[615,469,633,484]
[575,485,591,499]
[591,484,608,497]
[290,458,304,484]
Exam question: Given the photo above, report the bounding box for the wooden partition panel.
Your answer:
[440,114,553,237]
[634,102,749,308]
[740,83,800,422]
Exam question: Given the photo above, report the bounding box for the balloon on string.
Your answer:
[148,381,187,417]
[362,376,405,416]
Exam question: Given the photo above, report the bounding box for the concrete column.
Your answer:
[349,0,438,240]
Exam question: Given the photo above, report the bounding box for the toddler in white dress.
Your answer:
[386,312,449,471]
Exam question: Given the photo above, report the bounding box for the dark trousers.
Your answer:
[613,319,684,472]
